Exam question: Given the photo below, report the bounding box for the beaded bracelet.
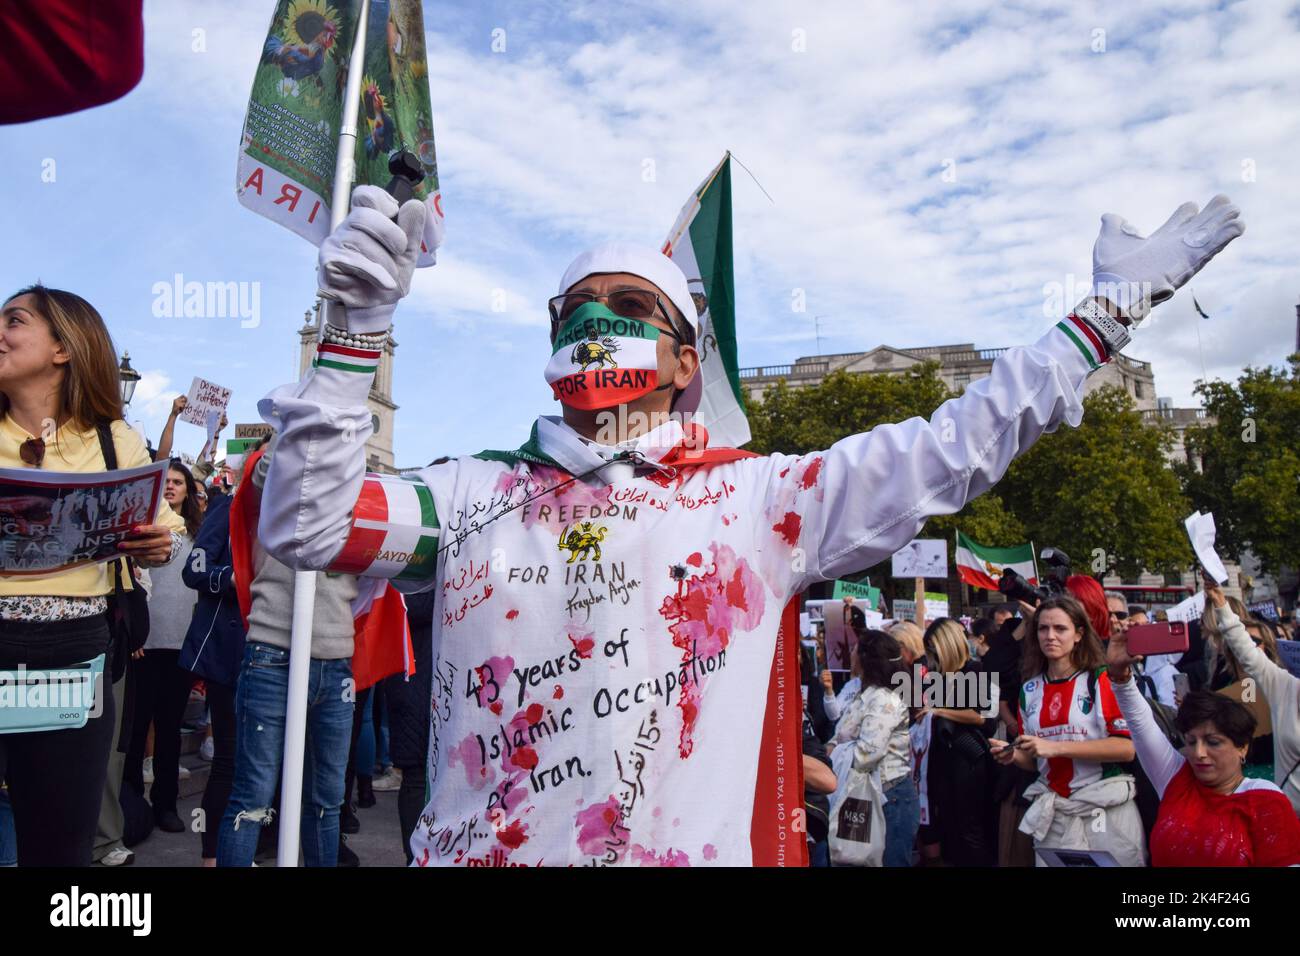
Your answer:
[322,324,389,350]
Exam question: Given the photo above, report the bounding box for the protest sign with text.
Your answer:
[0,462,168,576]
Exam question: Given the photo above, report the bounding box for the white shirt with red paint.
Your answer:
[1018,668,1131,798]
[257,323,1100,866]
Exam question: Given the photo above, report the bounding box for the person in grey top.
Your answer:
[125,461,204,833]
[215,448,360,867]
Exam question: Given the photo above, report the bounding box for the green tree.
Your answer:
[748,364,1026,588]
[746,368,1191,581]
[999,385,1191,579]
[747,362,951,456]
[1176,357,1300,576]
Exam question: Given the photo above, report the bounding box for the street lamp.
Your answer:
[118,352,141,407]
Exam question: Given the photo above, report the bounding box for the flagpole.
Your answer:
[278,0,370,869]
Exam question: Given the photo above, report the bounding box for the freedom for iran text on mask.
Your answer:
[553,314,654,350]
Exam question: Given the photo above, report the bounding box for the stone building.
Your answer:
[297,307,399,474]
[739,341,1159,410]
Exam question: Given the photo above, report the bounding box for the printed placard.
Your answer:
[891,538,948,578]
[0,462,168,575]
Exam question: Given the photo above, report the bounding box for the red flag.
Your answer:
[351,579,414,691]
[228,447,413,687]
[750,597,808,866]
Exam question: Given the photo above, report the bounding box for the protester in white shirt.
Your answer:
[255,185,1242,866]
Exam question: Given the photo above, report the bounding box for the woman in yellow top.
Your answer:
[0,285,184,866]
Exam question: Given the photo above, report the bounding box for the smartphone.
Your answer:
[1126,621,1189,657]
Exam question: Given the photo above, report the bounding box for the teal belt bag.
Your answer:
[0,654,106,734]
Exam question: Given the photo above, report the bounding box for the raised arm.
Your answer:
[764,197,1242,591]
[778,318,1104,586]
[1208,584,1295,706]
[154,395,186,462]
[257,186,432,576]
[1108,632,1183,797]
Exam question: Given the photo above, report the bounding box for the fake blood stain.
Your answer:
[771,511,801,547]
[497,819,529,849]
[658,542,764,758]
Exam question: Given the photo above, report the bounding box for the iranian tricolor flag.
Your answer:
[662,152,751,448]
[955,530,1038,590]
[332,473,440,580]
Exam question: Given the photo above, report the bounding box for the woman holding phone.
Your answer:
[0,285,184,865]
[1199,574,1300,815]
[993,595,1145,866]
[1106,624,1300,865]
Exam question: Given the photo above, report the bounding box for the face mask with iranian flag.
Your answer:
[544,301,668,411]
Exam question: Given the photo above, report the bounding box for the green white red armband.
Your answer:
[1055,309,1112,371]
[312,341,382,375]
[328,472,441,581]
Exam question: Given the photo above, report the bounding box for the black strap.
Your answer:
[93,419,118,469]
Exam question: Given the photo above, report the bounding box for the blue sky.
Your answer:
[2,0,1297,466]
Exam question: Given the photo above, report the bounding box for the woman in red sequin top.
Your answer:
[1106,629,1300,866]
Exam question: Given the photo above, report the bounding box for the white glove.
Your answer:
[318,185,428,333]
[1091,194,1244,322]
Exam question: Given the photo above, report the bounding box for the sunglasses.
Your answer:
[19,436,45,467]
[548,290,684,341]
[1110,610,1129,620]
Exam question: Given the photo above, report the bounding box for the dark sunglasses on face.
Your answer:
[548,290,683,342]
[1110,609,1128,620]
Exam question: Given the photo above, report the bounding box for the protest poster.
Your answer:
[1165,591,1207,624]
[181,376,232,427]
[1276,640,1300,679]
[0,462,168,576]
[832,579,881,608]
[892,538,948,578]
[227,437,263,457]
[234,422,274,440]
[891,593,948,622]
[1248,600,1280,623]
[823,602,852,672]
[924,592,950,619]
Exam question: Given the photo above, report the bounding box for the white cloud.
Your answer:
[8,0,1299,465]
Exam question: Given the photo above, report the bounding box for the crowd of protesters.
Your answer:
[805,575,1300,868]
[2,284,1299,869]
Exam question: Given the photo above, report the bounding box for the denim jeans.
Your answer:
[0,789,15,866]
[216,643,353,867]
[882,774,920,868]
